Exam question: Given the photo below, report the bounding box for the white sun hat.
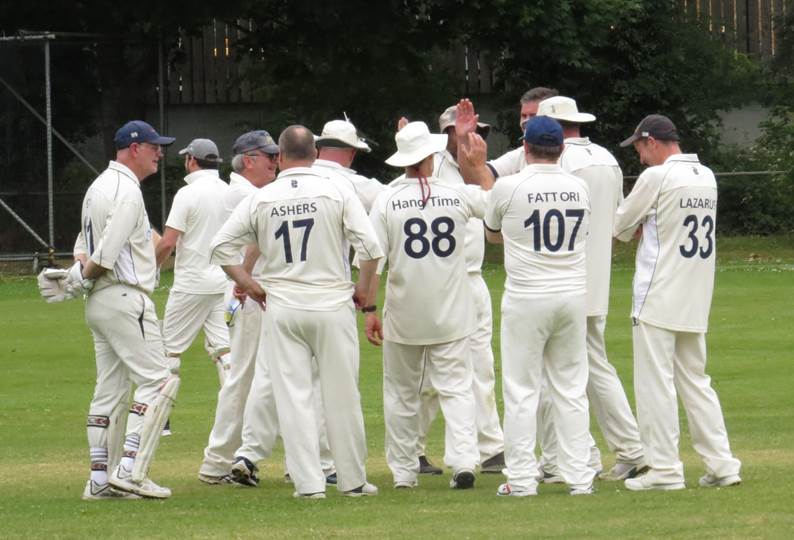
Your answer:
[315,120,371,152]
[537,96,596,123]
[385,121,448,167]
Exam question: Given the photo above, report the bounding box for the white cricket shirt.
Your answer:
[434,150,486,274]
[369,176,488,345]
[487,146,526,179]
[614,154,717,333]
[82,161,157,294]
[166,169,229,294]
[210,166,383,311]
[225,172,266,278]
[312,159,385,213]
[559,137,623,316]
[485,163,590,297]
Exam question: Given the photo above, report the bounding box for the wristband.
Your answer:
[361,305,377,313]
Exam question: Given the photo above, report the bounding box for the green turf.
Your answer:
[1,236,793,539]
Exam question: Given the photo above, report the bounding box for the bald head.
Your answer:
[279,125,316,161]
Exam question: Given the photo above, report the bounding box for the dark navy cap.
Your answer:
[114,120,175,149]
[232,130,279,155]
[523,116,564,146]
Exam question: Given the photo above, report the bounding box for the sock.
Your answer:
[120,433,140,471]
[90,447,108,485]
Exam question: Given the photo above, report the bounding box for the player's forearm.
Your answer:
[221,264,257,292]
[357,258,380,305]
[485,228,503,244]
[82,258,109,280]
[242,245,261,274]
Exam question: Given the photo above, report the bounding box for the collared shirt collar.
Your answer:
[437,150,459,170]
[107,160,141,186]
[229,171,255,188]
[314,158,357,175]
[525,163,563,173]
[277,166,321,179]
[183,168,220,185]
[564,137,591,146]
[665,153,699,164]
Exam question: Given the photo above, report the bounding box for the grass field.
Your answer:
[1,236,793,539]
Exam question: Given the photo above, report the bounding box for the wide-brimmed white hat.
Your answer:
[537,96,596,123]
[385,121,447,167]
[315,120,371,152]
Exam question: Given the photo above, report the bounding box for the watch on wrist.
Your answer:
[361,305,377,313]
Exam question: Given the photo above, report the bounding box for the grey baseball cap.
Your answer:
[620,114,680,147]
[178,138,222,162]
[232,130,279,155]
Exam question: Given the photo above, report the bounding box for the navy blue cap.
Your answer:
[523,116,563,147]
[232,130,279,155]
[114,120,175,149]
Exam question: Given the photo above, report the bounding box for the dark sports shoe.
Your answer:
[419,455,443,475]
[325,472,337,485]
[450,469,476,489]
[231,456,259,487]
[480,451,505,474]
[161,419,172,437]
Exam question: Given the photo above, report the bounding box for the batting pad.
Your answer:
[131,376,180,482]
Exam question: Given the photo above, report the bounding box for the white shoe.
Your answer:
[81,480,141,500]
[109,464,172,499]
[600,462,649,481]
[699,473,741,488]
[450,468,476,489]
[496,483,536,497]
[570,484,596,496]
[292,491,326,499]
[625,474,685,492]
[344,481,378,497]
[539,469,565,484]
[394,479,418,489]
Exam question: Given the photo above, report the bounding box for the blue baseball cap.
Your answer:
[523,116,563,146]
[114,120,175,149]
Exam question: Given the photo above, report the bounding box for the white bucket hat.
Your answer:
[537,96,596,123]
[385,121,447,167]
[315,120,371,152]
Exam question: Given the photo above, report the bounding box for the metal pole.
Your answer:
[44,38,54,259]
[158,33,166,229]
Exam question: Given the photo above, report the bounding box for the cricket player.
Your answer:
[459,87,558,184]
[414,102,505,475]
[210,125,383,499]
[38,120,179,499]
[156,138,231,389]
[198,130,280,485]
[484,115,594,497]
[534,96,647,482]
[314,119,384,213]
[365,121,490,490]
[615,114,742,491]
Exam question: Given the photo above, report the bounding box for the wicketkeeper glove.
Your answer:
[37,261,95,303]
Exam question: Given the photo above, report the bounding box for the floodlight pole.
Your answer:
[44,36,55,262]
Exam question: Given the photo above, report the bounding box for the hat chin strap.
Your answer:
[418,175,431,208]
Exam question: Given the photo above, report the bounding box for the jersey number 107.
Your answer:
[524,209,584,252]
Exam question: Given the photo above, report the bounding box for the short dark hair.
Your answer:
[279,125,316,161]
[194,157,220,170]
[526,143,563,161]
[520,87,558,104]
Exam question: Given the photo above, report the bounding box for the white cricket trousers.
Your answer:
[501,292,594,491]
[633,321,741,483]
[539,315,644,470]
[200,292,278,477]
[85,285,170,448]
[384,337,479,484]
[162,290,229,361]
[265,302,367,494]
[416,273,504,462]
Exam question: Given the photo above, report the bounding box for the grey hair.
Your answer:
[231,154,246,173]
[519,87,558,105]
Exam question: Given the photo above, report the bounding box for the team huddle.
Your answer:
[36,85,742,500]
